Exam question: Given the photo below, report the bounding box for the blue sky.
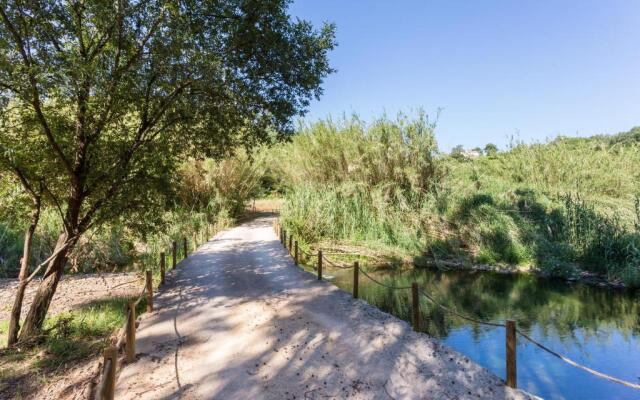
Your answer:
[288,0,640,151]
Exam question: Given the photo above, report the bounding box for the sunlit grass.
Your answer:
[0,296,147,398]
[274,118,640,286]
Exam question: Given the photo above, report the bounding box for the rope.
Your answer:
[115,309,131,349]
[357,266,413,290]
[516,329,640,390]
[418,288,504,328]
[322,254,353,269]
[133,285,146,307]
[419,286,640,390]
[281,223,640,391]
[300,249,315,258]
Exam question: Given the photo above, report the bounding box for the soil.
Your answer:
[0,272,143,320]
[0,272,142,400]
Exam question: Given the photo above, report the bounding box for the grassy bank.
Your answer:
[273,116,640,286]
[0,296,147,398]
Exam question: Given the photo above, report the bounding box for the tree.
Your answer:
[450,144,465,159]
[484,143,499,157]
[0,0,335,341]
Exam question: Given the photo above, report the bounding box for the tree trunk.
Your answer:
[17,233,69,342]
[7,201,40,346]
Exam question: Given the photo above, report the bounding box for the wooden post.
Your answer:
[294,241,299,265]
[193,232,197,251]
[126,302,136,362]
[317,250,323,280]
[160,251,165,285]
[283,229,287,248]
[289,234,293,253]
[506,319,517,389]
[353,261,359,299]
[172,241,177,268]
[183,237,187,258]
[411,282,420,331]
[102,346,117,400]
[145,270,153,312]
[206,225,210,241]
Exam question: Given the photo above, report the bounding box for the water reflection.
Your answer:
[326,266,640,400]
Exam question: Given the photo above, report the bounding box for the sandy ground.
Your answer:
[0,273,142,400]
[114,216,535,400]
[0,273,142,320]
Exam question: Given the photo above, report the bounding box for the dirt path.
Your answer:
[115,216,535,400]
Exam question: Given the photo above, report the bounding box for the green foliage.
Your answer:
[275,113,444,252]
[274,112,445,197]
[275,118,640,286]
[0,0,336,336]
[178,152,264,217]
[0,296,148,397]
[484,143,498,157]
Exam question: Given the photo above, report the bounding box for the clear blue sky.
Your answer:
[288,0,640,151]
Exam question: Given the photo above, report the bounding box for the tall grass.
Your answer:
[275,116,640,286]
[278,113,444,255]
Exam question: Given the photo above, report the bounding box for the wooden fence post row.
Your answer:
[353,261,359,299]
[506,319,517,388]
[276,225,520,391]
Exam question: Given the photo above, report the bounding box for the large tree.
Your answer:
[0,0,335,341]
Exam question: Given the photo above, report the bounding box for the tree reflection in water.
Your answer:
[329,266,640,399]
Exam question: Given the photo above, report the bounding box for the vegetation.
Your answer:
[0,0,335,344]
[274,114,640,286]
[0,296,147,398]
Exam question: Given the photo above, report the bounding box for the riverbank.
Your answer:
[413,257,630,290]
[301,242,631,291]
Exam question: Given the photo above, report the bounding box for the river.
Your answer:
[317,264,640,399]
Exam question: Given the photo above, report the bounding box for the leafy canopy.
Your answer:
[0,0,335,235]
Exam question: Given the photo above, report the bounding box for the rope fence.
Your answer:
[92,221,217,400]
[274,219,640,392]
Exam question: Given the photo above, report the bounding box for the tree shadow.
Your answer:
[113,217,531,400]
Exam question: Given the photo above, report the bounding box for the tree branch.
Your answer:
[0,8,74,176]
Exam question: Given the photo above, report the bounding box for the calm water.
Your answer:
[320,266,640,400]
